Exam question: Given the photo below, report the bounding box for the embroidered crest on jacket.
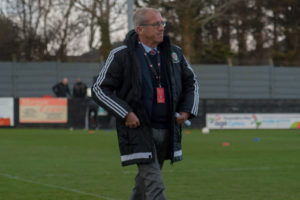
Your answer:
[171,52,179,63]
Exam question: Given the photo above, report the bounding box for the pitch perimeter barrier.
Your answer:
[1,62,300,99]
[2,97,300,129]
[0,62,100,97]
[0,97,112,129]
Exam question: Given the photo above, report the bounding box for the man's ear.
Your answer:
[136,26,143,34]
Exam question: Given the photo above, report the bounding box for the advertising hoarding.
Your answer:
[19,98,67,123]
[0,98,14,126]
[207,113,300,129]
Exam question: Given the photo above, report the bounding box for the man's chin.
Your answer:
[157,37,164,43]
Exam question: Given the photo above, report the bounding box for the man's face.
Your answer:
[63,78,68,85]
[137,11,164,47]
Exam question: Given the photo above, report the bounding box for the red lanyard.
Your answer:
[139,41,162,88]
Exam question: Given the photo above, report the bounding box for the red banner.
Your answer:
[19,98,67,123]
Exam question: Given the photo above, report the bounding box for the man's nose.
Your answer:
[158,24,164,31]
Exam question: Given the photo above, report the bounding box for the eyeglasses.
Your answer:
[140,21,166,28]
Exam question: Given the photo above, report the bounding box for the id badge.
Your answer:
[156,87,165,104]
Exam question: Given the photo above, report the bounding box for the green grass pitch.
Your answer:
[0,128,299,200]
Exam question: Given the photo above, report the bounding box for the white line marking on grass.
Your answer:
[0,172,119,200]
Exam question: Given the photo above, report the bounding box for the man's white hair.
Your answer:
[133,7,160,30]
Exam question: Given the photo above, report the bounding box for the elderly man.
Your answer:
[92,7,199,200]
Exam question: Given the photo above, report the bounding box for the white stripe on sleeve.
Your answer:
[183,56,199,115]
[93,45,128,118]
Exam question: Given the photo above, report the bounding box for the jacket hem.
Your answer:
[121,158,153,166]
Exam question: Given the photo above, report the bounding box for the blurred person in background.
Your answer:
[92,7,199,200]
[73,77,87,98]
[52,77,71,97]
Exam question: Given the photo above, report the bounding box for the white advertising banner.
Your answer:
[0,98,14,126]
[207,113,300,129]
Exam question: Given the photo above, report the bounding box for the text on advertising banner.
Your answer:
[19,98,67,123]
[207,113,300,129]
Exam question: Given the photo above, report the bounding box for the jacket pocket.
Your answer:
[127,127,142,145]
[116,122,140,145]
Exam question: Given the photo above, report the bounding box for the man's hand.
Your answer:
[176,112,190,125]
[125,112,140,128]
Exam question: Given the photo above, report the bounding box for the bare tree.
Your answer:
[4,0,48,60]
[4,0,88,61]
[74,0,125,60]
[47,0,88,61]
